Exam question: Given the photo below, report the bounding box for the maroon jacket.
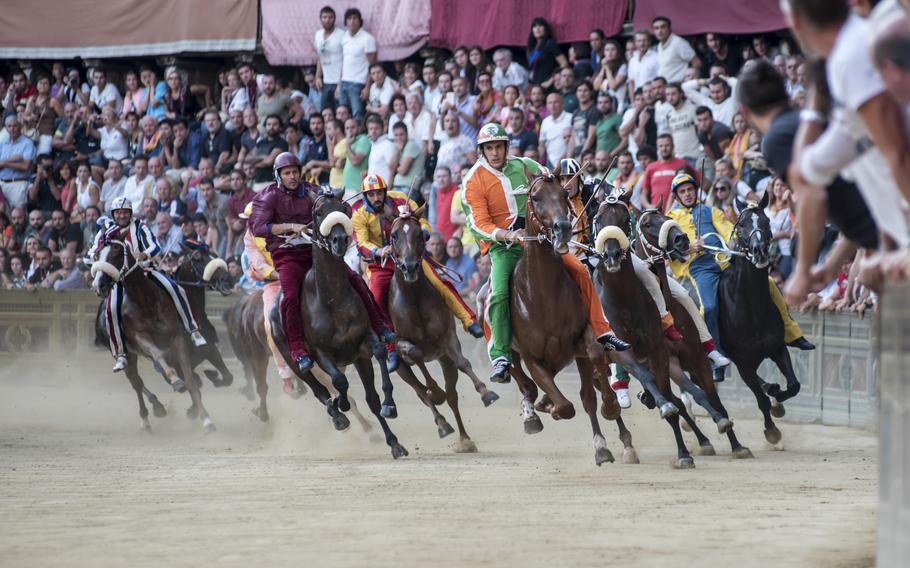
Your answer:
[248,181,319,252]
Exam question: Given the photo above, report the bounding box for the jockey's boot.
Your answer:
[379,328,397,344]
[489,357,512,384]
[467,322,484,338]
[297,355,314,373]
[663,324,683,342]
[190,329,207,347]
[610,366,631,409]
[598,333,632,352]
[112,353,128,373]
[787,336,816,351]
[707,349,731,369]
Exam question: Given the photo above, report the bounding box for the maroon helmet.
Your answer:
[273,152,302,186]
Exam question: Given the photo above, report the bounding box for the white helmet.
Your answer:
[109,197,133,212]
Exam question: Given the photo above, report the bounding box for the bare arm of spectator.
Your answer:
[857,93,910,204]
[361,52,380,100]
[190,84,213,111]
[63,112,80,146]
[583,123,598,154]
[681,79,710,106]
[256,147,283,169]
[214,148,233,173]
[633,109,650,148]
[537,137,546,167]
[346,138,368,166]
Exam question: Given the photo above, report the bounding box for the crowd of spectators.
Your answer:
[1,1,909,315]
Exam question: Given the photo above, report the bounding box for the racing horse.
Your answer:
[269,190,408,459]
[386,208,499,452]
[593,190,751,464]
[90,237,215,432]
[223,288,377,437]
[502,169,637,466]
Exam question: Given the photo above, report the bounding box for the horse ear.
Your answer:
[734,197,747,214]
[620,187,633,204]
[412,202,427,219]
[758,189,770,210]
[553,163,562,178]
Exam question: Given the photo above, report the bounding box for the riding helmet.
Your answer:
[476,122,509,148]
[361,174,388,193]
[558,158,581,177]
[273,151,302,185]
[670,172,698,194]
[109,196,133,212]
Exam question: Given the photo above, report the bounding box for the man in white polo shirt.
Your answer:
[538,92,574,169]
[314,5,345,112]
[652,16,700,83]
[337,8,377,119]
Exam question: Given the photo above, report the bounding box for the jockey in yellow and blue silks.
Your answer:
[666,173,815,353]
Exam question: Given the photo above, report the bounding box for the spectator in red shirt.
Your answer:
[641,133,696,211]
[428,166,459,241]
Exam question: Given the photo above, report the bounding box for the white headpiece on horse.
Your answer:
[319,211,354,237]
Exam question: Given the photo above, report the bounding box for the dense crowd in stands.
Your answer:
[1,1,909,316]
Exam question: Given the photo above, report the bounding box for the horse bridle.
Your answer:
[99,238,143,281]
[517,176,556,247]
[635,209,673,265]
[729,207,770,268]
[173,251,226,291]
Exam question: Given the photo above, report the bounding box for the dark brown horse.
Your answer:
[593,191,751,465]
[269,191,408,459]
[387,210,499,452]
[90,237,214,432]
[502,170,636,466]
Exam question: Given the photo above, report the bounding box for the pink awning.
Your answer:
[430,0,629,50]
[0,0,257,59]
[261,0,431,66]
[632,0,787,35]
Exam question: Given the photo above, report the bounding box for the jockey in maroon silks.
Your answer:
[248,152,396,373]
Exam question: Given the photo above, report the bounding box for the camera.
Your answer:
[69,76,78,86]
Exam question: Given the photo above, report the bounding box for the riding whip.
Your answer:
[570,155,618,234]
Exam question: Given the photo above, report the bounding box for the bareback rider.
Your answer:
[352,174,485,351]
[666,173,815,353]
[90,196,207,372]
[248,152,396,373]
[558,157,685,342]
[462,123,631,383]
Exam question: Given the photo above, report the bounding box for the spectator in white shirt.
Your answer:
[681,75,739,128]
[661,82,701,162]
[627,30,660,94]
[337,8,377,119]
[538,92,574,168]
[366,113,395,183]
[89,68,123,112]
[492,48,529,93]
[651,16,700,83]
[436,112,476,174]
[422,64,443,115]
[122,155,155,211]
[314,5,345,112]
[100,158,126,212]
[366,64,399,118]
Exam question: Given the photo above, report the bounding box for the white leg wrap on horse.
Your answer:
[149,270,198,332]
[632,254,668,316]
[668,277,712,343]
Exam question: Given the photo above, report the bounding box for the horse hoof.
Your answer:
[764,426,782,445]
[334,396,351,413]
[438,422,455,438]
[391,443,409,459]
[332,413,351,432]
[716,418,734,434]
[697,444,716,456]
[681,420,692,432]
[238,385,255,401]
[427,387,446,406]
[454,439,478,453]
[638,390,656,409]
[672,456,696,469]
[139,418,151,432]
[172,378,186,393]
[595,447,615,466]
[659,402,678,419]
[622,447,640,464]
[552,402,575,420]
[481,391,500,407]
[251,407,269,423]
[380,404,398,419]
[732,447,755,459]
[186,405,200,420]
[770,402,786,418]
[151,403,167,418]
[524,415,544,435]
[202,418,216,434]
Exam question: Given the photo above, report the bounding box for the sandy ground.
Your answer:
[0,353,877,568]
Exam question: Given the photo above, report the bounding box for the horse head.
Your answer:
[734,191,772,269]
[90,235,132,297]
[526,167,572,254]
[638,208,689,262]
[313,190,354,259]
[178,241,232,295]
[389,204,426,283]
[592,188,634,273]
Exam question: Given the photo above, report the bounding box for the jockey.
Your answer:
[352,174,485,349]
[239,202,298,398]
[666,173,815,353]
[248,152,396,373]
[89,196,207,373]
[462,122,631,383]
[558,157,684,343]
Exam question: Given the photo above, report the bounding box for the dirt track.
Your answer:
[0,354,877,568]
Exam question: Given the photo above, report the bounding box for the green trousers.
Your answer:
[486,244,523,362]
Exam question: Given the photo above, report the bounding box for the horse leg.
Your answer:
[124,355,151,431]
[577,358,613,466]
[415,361,446,406]
[522,357,574,420]
[374,342,398,419]
[614,416,640,464]
[397,362,455,438]
[205,346,235,388]
[441,357,477,453]
[769,346,801,404]
[668,359,731,433]
[311,367,367,435]
[174,339,215,433]
[738,362,781,445]
[251,357,269,423]
[510,353,543,434]
[315,354,351,413]
[237,360,256,401]
[352,357,408,459]
[141,384,167,418]
[612,351,678,417]
[447,335,499,407]
[135,336,186,392]
[689,361,753,458]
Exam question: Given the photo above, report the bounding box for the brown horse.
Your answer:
[269,191,408,459]
[592,191,751,465]
[386,210,499,452]
[223,287,377,438]
[91,237,214,432]
[502,170,636,466]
